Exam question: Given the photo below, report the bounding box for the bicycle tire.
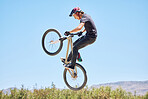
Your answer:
[42,29,63,56]
[63,63,87,91]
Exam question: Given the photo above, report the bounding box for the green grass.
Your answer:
[1,86,148,99]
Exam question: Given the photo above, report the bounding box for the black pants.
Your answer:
[67,35,96,67]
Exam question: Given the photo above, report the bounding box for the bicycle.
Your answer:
[42,29,87,91]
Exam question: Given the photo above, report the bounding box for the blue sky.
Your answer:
[0,0,148,90]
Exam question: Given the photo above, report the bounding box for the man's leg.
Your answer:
[67,36,85,62]
[71,36,91,67]
[65,36,96,69]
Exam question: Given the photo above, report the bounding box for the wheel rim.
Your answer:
[65,65,86,90]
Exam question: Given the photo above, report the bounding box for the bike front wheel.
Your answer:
[42,29,63,56]
[63,63,87,91]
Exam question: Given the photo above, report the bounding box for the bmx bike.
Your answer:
[42,29,87,90]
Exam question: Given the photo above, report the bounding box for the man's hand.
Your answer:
[64,31,70,36]
[78,31,83,36]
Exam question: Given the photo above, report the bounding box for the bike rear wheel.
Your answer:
[42,29,63,56]
[63,63,87,91]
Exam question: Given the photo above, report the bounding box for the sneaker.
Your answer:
[61,57,71,64]
[64,63,74,71]
[77,52,82,62]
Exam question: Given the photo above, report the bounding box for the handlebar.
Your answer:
[59,32,80,41]
[69,32,81,38]
[70,32,80,36]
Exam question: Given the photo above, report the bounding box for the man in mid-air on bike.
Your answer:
[63,7,97,71]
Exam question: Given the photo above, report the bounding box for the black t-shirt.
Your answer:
[80,13,97,38]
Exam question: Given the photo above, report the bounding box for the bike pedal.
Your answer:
[61,57,66,63]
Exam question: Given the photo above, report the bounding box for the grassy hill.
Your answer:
[91,80,148,95]
[1,86,148,99]
[1,81,148,98]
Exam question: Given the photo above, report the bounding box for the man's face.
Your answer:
[73,13,80,20]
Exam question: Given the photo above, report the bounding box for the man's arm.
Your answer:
[70,23,85,33]
[82,29,86,33]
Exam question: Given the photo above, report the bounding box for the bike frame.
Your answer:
[65,36,73,64]
[64,36,77,78]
